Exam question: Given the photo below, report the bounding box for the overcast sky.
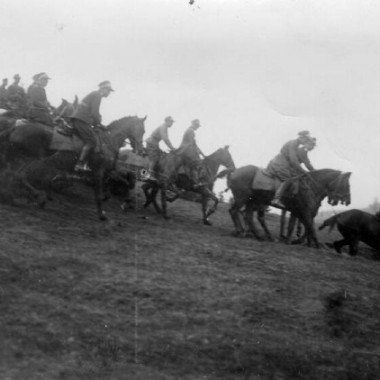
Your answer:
[1,0,379,209]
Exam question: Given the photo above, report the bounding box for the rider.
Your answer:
[26,72,54,126]
[177,119,206,188]
[7,74,26,115]
[297,137,316,171]
[0,78,8,109]
[71,80,114,172]
[267,130,314,208]
[145,116,176,181]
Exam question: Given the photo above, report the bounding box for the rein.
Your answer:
[302,171,349,203]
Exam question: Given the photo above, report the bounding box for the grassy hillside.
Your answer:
[0,182,379,379]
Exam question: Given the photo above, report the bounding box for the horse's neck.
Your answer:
[203,156,220,177]
[109,126,129,150]
[308,170,338,199]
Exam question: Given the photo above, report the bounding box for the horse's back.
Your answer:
[334,209,380,250]
[229,165,259,192]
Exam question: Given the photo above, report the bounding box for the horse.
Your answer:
[228,167,351,247]
[1,116,147,220]
[142,146,235,225]
[319,209,380,256]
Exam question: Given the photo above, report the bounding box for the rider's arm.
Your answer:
[297,147,315,171]
[160,126,175,151]
[286,141,306,173]
[89,93,102,126]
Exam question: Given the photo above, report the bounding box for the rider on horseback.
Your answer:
[0,78,8,110]
[25,73,54,126]
[7,74,26,116]
[145,116,176,181]
[267,130,314,208]
[71,81,114,172]
[176,119,206,189]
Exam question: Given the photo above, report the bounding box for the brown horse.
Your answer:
[229,167,351,247]
[142,146,235,225]
[1,116,147,220]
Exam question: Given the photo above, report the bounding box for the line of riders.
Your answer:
[0,72,318,208]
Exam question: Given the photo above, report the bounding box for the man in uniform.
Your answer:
[266,130,314,208]
[145,116,176,180]
[0,78,8,109]
[177,119,206,188]
[26,72,53,126]
[7,74,26,114]
[71,80,114,172]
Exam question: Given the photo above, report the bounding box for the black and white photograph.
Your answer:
[1,0,379,378]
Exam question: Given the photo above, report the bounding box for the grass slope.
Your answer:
[0,183,379,379]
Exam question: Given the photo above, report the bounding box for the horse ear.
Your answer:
[224,145,229,150]
[143,115,147,121]
[345,172,352,179]
[73,95,79,108]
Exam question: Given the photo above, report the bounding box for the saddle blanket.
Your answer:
[252,167,281,191]
[49,129,83,151]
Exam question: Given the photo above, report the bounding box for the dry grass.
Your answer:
[0,182,379,379]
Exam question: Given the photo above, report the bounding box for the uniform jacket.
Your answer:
[146,123,174,150]
[7,83,25,99]
[71,91,102,126]
[266,139,305,180]
[27,85,49,110]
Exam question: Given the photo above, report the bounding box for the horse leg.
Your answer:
[333,239,348,254]
[93,168,107,221]
[280,210,287,240]
[202,189,218,226]
[348,237,360,256]
[160,183,169,220]
[20,178,48,209]
[285,213,297,244]
[243,203,261,239]
[151,185,162,214]
[142,183,153,208]
[300,215,320,248]
[229,197,247,237]
[256,207,274,241]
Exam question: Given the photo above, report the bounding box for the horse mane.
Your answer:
[107,116,136,131]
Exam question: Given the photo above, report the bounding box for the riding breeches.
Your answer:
[72,119,97,148]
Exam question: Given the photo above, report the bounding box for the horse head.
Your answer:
[108,115,146,155]
[53,97,78,120]
[326,171,352,206]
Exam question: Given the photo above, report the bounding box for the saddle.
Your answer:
[49,128,83,152]
[251,168,281,191]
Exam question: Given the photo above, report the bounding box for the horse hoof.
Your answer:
[100,212,107,221]
[203,220,212,226]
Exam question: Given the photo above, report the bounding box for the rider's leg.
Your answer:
[73,119,96,171]
[147,145,159,180]
[75,143,93,171]
[271,180,289,208]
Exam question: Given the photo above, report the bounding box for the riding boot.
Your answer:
[271,181,289,208]
[75,144,92,172]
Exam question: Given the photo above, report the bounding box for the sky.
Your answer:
[0,0,379,210]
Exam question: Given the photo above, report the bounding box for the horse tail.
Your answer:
[318,214,338,233]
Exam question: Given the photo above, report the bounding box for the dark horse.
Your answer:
[229,167,351,247]
[0,116,146,220]
[142,146,235,225]
[319,209,380,256]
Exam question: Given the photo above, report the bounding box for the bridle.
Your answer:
[304,171,350,205]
